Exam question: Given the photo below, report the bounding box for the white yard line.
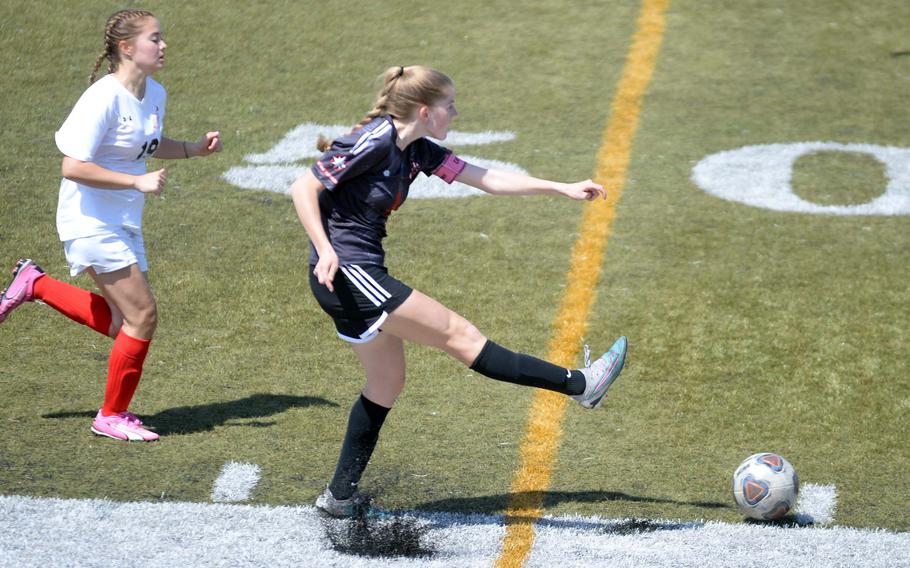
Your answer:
[528,515,907,568]
[1,494,906,568]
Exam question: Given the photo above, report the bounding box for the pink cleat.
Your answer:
[0,259,45,324]
[91,410,160,442]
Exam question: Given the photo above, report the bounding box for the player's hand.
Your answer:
[134,168,167,195]
[313,248,339,292]
[562,179,606,201]
[190,131,222,157]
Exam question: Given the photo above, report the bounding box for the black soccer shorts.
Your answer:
[309,263,413,343]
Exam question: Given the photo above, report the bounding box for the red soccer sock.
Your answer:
[32,275,113,336]
[101,330,151,416]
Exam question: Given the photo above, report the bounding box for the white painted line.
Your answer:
[795,483,838,526]
[1,495,908,567]
[211,461,262,503]
[528,514,908,568]
[222,156,525,198]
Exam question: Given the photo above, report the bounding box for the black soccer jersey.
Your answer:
[310,116,465,267]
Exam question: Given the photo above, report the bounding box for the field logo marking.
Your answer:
[495,1,671,567]
[211,461,262,503]
[222,123,525,198]
[692,142,910,215]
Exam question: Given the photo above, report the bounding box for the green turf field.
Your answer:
[1,0,908,540]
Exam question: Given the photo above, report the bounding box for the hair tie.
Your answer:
[396,66,405,78]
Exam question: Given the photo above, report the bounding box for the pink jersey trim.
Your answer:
[432,152,466,184]
[316,160,339,186]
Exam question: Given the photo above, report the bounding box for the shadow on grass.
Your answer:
[408,491,731,534]
[415,489,730,524]
[41,393,337,435]
[319,490,722,560]
[744,514,817,528]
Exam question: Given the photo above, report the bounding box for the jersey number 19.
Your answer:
[136,138,159,159]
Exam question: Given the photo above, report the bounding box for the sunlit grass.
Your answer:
[1,0,908,533]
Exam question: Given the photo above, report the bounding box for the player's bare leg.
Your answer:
[86,264,159,441]
[87,265,155,340]
[380,289,487,365]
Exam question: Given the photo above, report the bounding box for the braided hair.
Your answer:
[89,9,155,84]
[317,65,454,152]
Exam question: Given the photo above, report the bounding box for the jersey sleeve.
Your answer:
[311,123,392,190]
[55,84,115,162]
[420,140,466,184]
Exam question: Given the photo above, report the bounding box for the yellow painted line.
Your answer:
[494,1,671,566]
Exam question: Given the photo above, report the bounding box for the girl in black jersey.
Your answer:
[291,65,628,518]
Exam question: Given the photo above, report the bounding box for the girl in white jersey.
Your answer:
[292,65,628,517]
[0,9,221,442]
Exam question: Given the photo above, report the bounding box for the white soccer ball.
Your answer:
[732,452,799,520]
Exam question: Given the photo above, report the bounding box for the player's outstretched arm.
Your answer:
[455,162,605,201]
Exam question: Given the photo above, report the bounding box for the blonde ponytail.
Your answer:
[317,65,453,152]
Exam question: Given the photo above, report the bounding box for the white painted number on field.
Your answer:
[692,142,910,215]
[223,122,527,198]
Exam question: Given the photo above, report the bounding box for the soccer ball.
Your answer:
[732,453,799,520]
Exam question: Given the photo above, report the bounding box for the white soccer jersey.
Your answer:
[54,74,167,241]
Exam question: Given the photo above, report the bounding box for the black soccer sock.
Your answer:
[328,394,390,500]
[469,340,586,395]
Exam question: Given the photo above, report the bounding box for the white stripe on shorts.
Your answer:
[340,265,392,307]
[349,265,392,300]
[337,311,389,343]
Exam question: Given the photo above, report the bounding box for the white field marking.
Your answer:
[795,483,838,526]
[242,123,516,164]
[222,122,525,198]
[691,142,910,215]
[223,156,526,198]
[527,514,910,568]
[211,461,262,503]
[2,495,909,567]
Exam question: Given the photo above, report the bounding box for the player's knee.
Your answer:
[445,316,473,342]
[364,374,405,407]
[445,317,485,357]
[107,314,124,338]
[145,302,158,334]
[126,300,158,335]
